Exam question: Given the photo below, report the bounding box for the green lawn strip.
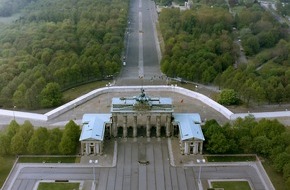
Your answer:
[262,159,286,190]
[0,156,16,187]
[62,80,109,102]
[18,156,79,163]
[37,182,79,190]
[211,181,251,190]
[206,155,257,162]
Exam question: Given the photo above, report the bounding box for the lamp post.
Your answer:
[13,105,16,120]
[73,103,76,120]
[197,158,206,186]
[89,159,98,189]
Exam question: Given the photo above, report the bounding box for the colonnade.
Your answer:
[180,140,203,155]
[81,141,103,155]
[112,113,172,138]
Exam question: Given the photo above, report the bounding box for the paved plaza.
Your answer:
[4,138,271,190]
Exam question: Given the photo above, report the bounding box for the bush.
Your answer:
[218,89,239,106]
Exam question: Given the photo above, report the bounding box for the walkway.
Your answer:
[2,138,273,190]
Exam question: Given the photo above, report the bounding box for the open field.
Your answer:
[0,156,16,187]
[62,80,109,103]
[263,159,287,190]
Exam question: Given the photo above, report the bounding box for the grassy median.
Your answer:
[37,182,80,190]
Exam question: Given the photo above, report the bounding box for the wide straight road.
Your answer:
[6,139,269,190]
[117,0,164,85]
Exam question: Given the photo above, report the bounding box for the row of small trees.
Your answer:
[0,120,80,156]
[203,117,290,188]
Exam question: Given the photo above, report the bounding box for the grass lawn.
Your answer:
[37,182,79,190]
[262,159,286,190]
[0,156,16,187]
[206,155,257,162]
[62,80,109,103]
[18,156,80,163]
[211,181,251,190]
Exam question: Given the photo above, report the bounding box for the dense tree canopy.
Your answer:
[0,120,80,156]
[0,0,128,109]
[203,117,290,186]
[27,127,48,154]
[59,120,80,155]
[159,2,290,105]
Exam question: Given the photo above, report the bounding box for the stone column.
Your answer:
[133,115,137,137]
[156,115,161,137]
[166,115,171,137]
[81,142,84,155]
[95,143,99,155]
[100,142,103,154]
[86,143,89,155]
[146,115,151,137]
[123,115,127,137]
[194,141,198,154]
[199,141,203,154]
[184,141,189,155]
[113,115,118,137]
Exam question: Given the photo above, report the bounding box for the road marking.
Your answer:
[138,11,144,78]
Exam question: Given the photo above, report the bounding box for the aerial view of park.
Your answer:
[0,0,290,189]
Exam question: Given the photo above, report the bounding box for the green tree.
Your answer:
[283,163,290,181]
[6,120,20,140]
[28,127,48,154]
[286,177,290,190]
[218,89,239,106]
[273,152,290,172]
[252,136,271,156]
[251,119,285,139]
[59,120,80,155]
[244,35,260,55]
[13,83,27,108]
[10,121,34,155]
[207,133,230,153]
[0,134,10,155]
[10,134,26,155]
[40,82,63,108]
[45,128,63,154]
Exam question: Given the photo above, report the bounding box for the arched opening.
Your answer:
[150,126,156,137]
[104,125,111,140]
[173,125,179,137]
[160,126,166,137]
[138,126,146,137]
[127,126,133,138]
[117,126,123,138]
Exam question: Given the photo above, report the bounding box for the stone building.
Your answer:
[79,114,111,155]
[79,88,204,155]
[172,113,204,155]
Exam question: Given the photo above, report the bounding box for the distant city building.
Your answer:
[79,89,204,155]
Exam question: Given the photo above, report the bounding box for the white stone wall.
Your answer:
[1,85,290,122]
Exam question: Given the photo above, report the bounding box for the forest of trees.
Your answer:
[159,1,290,105]
[0,0,128,109]
[0,0,36,17]
[276,0,290,17]
[203,117,290,188]
[0,120,80,156]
